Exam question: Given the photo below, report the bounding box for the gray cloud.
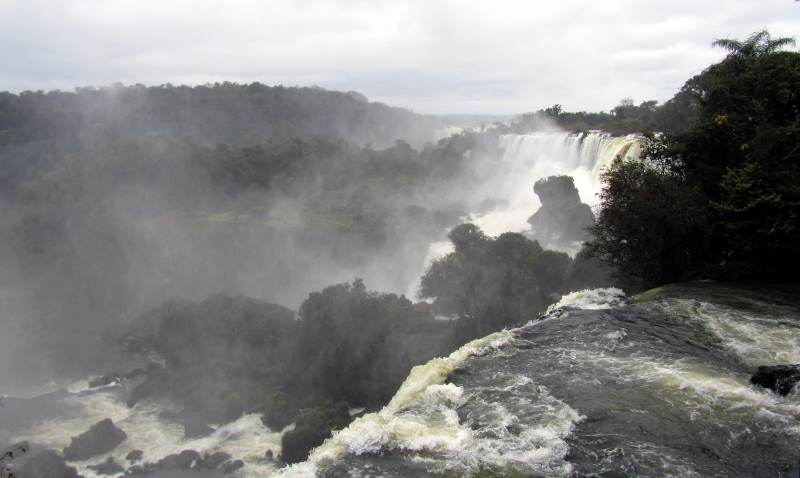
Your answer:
[0,0,798,114]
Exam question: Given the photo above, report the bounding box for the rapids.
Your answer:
[288,283,800,477]
[2,131,796,477]
[2,283,798,477]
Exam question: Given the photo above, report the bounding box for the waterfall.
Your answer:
[471,132,641,236]
[407,131,641,298]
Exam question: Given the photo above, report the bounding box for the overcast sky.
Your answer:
[1,0,798,114]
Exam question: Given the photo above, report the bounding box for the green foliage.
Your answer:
[587,158,710,289]
[511,98,662,134]
[712,30,795,59]
[123,280,463,445]
[0,82,440,149]
[420,224,571,327]
[280,401,350,464]
[589,31,800,286]
[297,280,459,406]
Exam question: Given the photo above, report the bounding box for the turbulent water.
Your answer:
[3,285,799,477]
[283,283,800,477]
[4,132,797,477]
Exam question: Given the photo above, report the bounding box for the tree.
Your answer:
[712,30,795,59]
[420,224,570,326]
[544,104,563,117]
[587,158,710,289]
[589,31,800,285]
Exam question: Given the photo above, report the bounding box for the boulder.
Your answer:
[18,449,83,478]
[183,420,215,439]
[221,459,244,474]
[87,457,124,475]
[750,364,800,396]
[195,451,232,470]
[527,175,595,247]
[126,449,144,463]
[156,449,201,470]
[159,410,215,439]
[89,369,148,388]
[62,418,127,461]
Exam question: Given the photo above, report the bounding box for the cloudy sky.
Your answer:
[1,0,798,114]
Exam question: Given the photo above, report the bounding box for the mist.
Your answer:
[2,2,798,477]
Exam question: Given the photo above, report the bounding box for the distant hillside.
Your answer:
[0,82,443,149]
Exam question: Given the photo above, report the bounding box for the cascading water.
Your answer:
[469,132,641,236]
[407,131,641,298]
[287,283,800,477]
[8,283,798,477]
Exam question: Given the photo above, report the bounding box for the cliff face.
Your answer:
[527,175,595,247]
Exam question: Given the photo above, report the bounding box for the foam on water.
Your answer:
[547,287,627,312]
[564,345,800,427]
[13,389,284,477]
[284,289,634,475]
[279,331,517,475]
[652,298,800,366]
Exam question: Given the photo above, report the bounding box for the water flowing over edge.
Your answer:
[280,288,628,476]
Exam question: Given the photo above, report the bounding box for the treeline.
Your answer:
[1,126,499,384]
[587,31,800,288]
[506,99,663,135]
[116,220,605,463]
[0,82,444,152]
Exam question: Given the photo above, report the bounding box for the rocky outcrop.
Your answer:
[750,364,800,396]
[62,418,127,461]
[528,175,595,247]
[120,449,241,476]
[88,368,146,388]
[159,410,215,439]
[126,449,144,463]
[195,451,232,470]
[87,457,124,475]
[221,459,244,474]
[18,450,83,478]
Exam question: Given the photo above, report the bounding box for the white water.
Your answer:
[13,390,284,477]
[652,298,800,366]
[470,132,641,237]
[547,287,627,312]
[279,331,517,476]
[408,132,641,299]
[282,288,634,476]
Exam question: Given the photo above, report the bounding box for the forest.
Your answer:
[1,29,798,475]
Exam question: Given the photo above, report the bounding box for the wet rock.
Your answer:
[750,364,800,396]
[180,417,215,439]
[127,364,168,407]
[264,449,274,461]
[527,175,595,246]
[87,456,124,475]
[18,449,83,478]
[194,451,232,470]
[159,410,216,439]
[156,449,201,470]
[125,464,147,476]
[88,373,122,388]
[221,459,244,474]
[62,418,127,461]
[89,368,148,389]
[126,449,144,463]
